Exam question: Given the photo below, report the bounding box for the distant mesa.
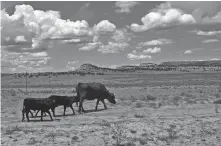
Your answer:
[139,63,157,67]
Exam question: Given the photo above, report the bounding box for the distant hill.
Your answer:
[2,60,221,77]
[159,60,221,67]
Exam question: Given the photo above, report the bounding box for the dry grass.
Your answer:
[1,72,221,146]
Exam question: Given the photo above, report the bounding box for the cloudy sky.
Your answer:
[1,1,221,73]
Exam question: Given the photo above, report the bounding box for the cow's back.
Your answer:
[24,98,53,110]
[49,95,71,106]
[77,83,108,100]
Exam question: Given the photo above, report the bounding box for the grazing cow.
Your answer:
[22,98,55,122]
[76,82,116,113]
[48,95,78,116]
[214,98,221,113]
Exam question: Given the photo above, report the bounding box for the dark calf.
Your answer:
[49,95,78,116]
[22,98,55,122]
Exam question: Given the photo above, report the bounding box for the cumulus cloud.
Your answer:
[1,4,91,52]
[130,2,221,32]
[66,59,80,70]
[127,50,152,60]
[161,2,221,23]
[115,1,140,13]
[111,29,131,43]
[1,50,51,69]
[98,42,129,54]
[211,58,221,60]
[130,8,195,32]
[143,47,161,54]
[139,39,173,46]
[15,36,27,43]
[94,20,116,32]
[184,50,193,54]
[192,30,221,36]
[202,39,219,43]
[61,39,81,44]
[30,51,48,57]
[79,42,100,51]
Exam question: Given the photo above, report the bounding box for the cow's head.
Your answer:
[107,93,116,104]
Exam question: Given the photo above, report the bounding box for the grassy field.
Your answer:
[1,72,221,146]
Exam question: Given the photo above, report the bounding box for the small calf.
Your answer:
[49,95,79,116]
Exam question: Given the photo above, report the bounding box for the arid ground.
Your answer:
[1,73,221,146]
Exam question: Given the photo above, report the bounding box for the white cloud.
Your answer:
[115,1,140,14]
[98,42,129,54]
[211,58,221,60]
[30,51,48,57]
[79,42,100,51]
[61,39,81,44]
[202,39,219,43]
[127,50,152,60]
[94,20,116,32]
[1,4,91,52]
[130,8,195,32]
[66,60,80,71]
[184,50,193,54]
[15,36,27,43]
[111,29,131,43]
[139,39,173,46]
[143,47,161,54]
[192,30,221,36]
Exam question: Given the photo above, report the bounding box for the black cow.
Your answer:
[76,82,116,113]
[22,98,55,122]
[48,95,78,116]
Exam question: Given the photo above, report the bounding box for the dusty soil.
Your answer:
[1,73,221,146]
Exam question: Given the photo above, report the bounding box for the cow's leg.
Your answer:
[46,110,53,121]
[63,106,66,116]
[22,109,25,121]
[215,104,219,113]
[35,110,40,117]
[95,99,100,111]
[70,104,75,115]
[78,98,84,113]
[41,110,43,121]
[101,100,107,109]
[76,102,78,107]
[29,110,34,117]
[26,110,30,122]
[51,108,55,117]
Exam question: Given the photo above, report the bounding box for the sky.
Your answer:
[1,1,221,73]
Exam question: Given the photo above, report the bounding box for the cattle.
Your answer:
[76,82,116,113]
[214,98,221,113]
[48,95,78,116]
[22,98,55,122]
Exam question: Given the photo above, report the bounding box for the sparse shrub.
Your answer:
[111,124,124,146]
[142,94,157,102]
[71,136,79,144]
[215,93,220,99]
[134,113,145,118]
[130,129,137,134]
[27,137,38,145]
[45,132,56,142]
[100,120,111,127]
[10,89,16,96]
[172,96,181,105]
[135,102,143,108]
[129,96,137,102]
[167,124,178,140]
[5,125,22,135]
[137,137,147,145]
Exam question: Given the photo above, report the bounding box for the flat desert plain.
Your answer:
[1,72,221,146]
